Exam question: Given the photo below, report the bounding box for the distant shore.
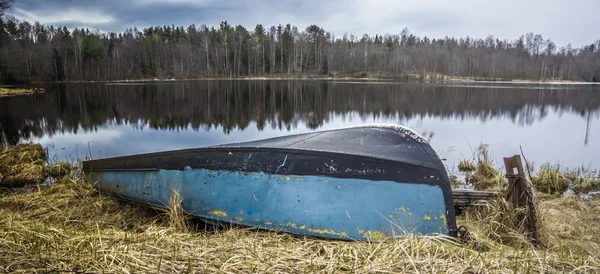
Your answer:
[28,74,600,85]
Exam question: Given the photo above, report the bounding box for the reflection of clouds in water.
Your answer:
[26,128,123,161]
[30,128,123,145]
[28,109,599,170]
[421,112,598,172]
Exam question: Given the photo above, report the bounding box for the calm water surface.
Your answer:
[0,80,598,171]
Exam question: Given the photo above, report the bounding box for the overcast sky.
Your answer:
[8,0,600,48]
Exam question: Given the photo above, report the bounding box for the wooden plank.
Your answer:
[452,189,499,210]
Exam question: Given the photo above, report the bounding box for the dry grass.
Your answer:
[462,196,533,247]
[457,160,476,173]
[45,161,73,178]
[0,143,48,187]
[532,164,600,195]
[538,196,600,258]
[571,176,600,193]
[1,172,599,273]
[0,87,44,97]
[461,194,600,271]
[532,164,571,196]
[0,144,77,188]
[458,144,507,191]
[470,162,506,191]
[168,188,190,232]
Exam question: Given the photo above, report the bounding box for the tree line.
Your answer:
[1,1,599,83]
[2,81,599,145]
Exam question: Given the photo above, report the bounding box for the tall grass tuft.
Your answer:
[0,143,48,187]
[463,195,537,247]
[463,144,507,190]
[532,164,571,196]
[532,164,600,195]
[167,188,189,232]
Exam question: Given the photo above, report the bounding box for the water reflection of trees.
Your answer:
[1,81,599,145]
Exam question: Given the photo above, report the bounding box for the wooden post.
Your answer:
[503,155,526,208]
[503,155,539,246]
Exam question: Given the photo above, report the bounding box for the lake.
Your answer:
[1,80,598,172]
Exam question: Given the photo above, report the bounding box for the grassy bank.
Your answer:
[1,143,599,272]
[2,177,599,273]
[0,87,44,97]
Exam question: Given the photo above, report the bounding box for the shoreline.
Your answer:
[30,76,600,86]
[26,74,600,85]
[30,77,600,86]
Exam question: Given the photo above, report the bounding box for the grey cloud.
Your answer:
[10,0,600,47]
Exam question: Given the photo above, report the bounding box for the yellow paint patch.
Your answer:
[408,212,413,216]
[210,210,228,217]
[396,206,407,212]
[358,229,365,234]
[440,213,447,227]
[423,214,432,220]
[286,222,297,228]
[337,185,342,189]
[299,224,306,229]
[286,177,290,181]
[322,179,329,183]
[265,221,272,225]
[362,230,391,240]
[307,228,345,237]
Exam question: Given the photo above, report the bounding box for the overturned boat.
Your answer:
[82,124,457,240]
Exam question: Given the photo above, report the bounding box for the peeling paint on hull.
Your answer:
[87,168,448,240]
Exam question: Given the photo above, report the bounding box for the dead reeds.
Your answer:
[532,164,600,196]
[454,144,506,190]
[532,164,571,196]
[167,188,190,232]
[0,87,44,97]
[0,143,77,188]
[0,143,48,187]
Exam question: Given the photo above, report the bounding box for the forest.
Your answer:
[1,0,600,83]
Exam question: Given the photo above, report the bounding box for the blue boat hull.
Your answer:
[88,168,449,240]
[83,124,458,240]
